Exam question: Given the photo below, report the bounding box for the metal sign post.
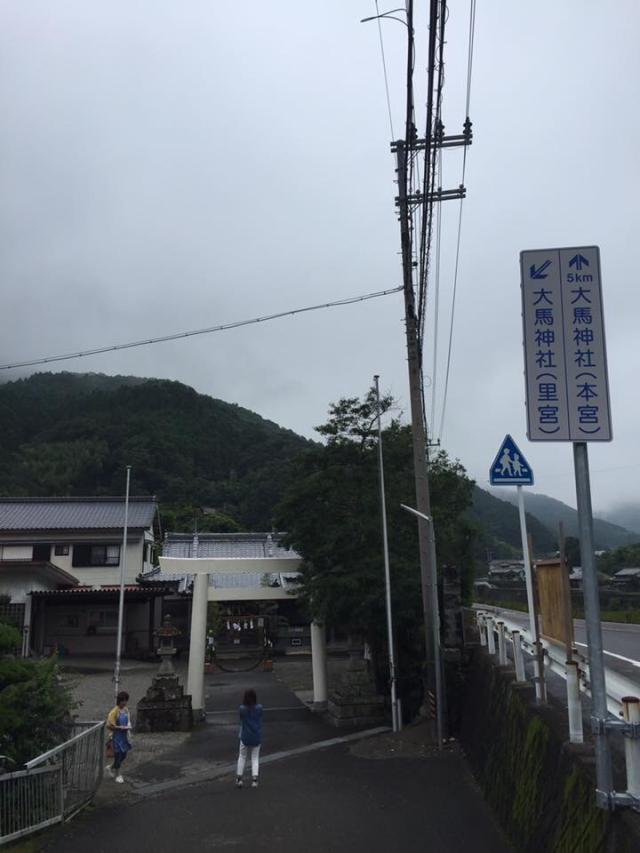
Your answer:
[400,504,444,749]
[113,465,131,701]
[373,375,400,732]
[489,435,542,700]
[520,245,613,807]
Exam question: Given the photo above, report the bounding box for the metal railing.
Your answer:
[0,721,104,846]
[475,609,640,717]
[476,610,640,810]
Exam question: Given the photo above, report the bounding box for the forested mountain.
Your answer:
[492,489,638,550]
[0,372,312,528]
[1,372,626,563]
[468,486,556,558]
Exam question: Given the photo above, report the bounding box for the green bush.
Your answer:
[0,623,74,767]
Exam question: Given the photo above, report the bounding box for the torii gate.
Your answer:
[158,555,328,716]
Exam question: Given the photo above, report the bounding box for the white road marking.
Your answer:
[574,641,640,668]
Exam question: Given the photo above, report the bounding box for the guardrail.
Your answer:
[476,609,640,718]
[0,721,104,847]
[475,610,640,810]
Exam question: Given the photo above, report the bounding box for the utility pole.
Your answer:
[395,137,438,727]
[391,0,472,736]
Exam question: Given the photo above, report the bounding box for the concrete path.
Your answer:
[38,741,512,853]
[29,662,513,852]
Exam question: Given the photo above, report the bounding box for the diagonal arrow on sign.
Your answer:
[530,260,551,279]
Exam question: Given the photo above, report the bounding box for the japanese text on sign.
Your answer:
[520,246,612,442]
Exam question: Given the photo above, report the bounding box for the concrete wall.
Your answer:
[457,650,640,852]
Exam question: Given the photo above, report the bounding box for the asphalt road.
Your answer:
[491,608,640,664]
[38,744,512,853]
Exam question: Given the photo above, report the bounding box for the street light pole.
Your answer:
[114,465,131,701]
[374,375,399,732]
[401,503,444,749]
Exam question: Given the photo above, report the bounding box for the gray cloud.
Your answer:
[0,1,638,514]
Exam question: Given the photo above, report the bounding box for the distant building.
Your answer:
[568,566,583,589]
[612,567,640,588]
[487,560,525,582]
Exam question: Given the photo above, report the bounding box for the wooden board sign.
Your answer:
[535,558,574,650]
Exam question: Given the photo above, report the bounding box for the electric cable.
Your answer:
[0,286,403,371]
[436,0,477,441]
[375,0,396,139]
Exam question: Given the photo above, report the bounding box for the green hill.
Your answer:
[0,372,312,528]
[1,372,624,563]
[468,486,557,560]
[493,489,637,551]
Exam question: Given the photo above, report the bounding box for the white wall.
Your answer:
[0,545,33,560]
[0,531,149,585]
[0,570,55,603]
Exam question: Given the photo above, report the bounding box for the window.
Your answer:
[72,544,121,567]
[54,544,70,556]
[87,609,118,635]
[33,544,51,561]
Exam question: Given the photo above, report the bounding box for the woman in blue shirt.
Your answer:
[236,689,263,788]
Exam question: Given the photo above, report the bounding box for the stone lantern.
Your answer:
[136,616,193,732]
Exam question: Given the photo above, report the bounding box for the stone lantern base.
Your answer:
[136,673,193,733]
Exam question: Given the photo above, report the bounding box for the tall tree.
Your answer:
[276,390,476,711]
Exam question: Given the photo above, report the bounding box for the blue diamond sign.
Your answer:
[490,435,534,486]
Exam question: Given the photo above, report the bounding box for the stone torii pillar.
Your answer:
[310,622,328,710]
[186,572,209,716]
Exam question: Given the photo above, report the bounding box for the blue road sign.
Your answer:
[490,435,534,486]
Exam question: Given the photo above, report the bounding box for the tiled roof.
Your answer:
[163,532,300,560]
[31,584,175,597]
[0,497,157,531]
[151,570,301,592]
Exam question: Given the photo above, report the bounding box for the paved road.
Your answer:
[38,744,512,853]
[483,607,640,664]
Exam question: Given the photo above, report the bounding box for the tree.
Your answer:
[0,625,74,767]
[276,390,476,712]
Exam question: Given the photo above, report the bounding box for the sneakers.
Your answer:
[235,777,243,788]
[251,778,259,788]
[115,775,124,784]
[106,765,115,778]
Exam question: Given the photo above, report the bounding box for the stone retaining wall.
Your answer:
[458,650,640,852]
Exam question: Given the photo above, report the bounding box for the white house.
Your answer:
[0,497,171,656]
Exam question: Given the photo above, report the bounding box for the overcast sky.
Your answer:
[0,1,638,516]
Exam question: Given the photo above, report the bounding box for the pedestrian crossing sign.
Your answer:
[490,434,534,486]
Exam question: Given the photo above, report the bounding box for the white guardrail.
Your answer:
[475,608,640,718]
[476,609,640,808]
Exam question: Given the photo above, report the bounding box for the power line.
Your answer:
[375,0,396,139]
[0,286,403,371]
[436,0,477,441]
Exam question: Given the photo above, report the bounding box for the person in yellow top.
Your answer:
[106,691,132,784]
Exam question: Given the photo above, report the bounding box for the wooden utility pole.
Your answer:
[395,138,438,726]
[390,0,472,735]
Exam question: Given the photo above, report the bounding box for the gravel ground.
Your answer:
[61,658,187,722]
[272,654,351,699]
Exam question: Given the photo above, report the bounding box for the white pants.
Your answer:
[237,742,260,778]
